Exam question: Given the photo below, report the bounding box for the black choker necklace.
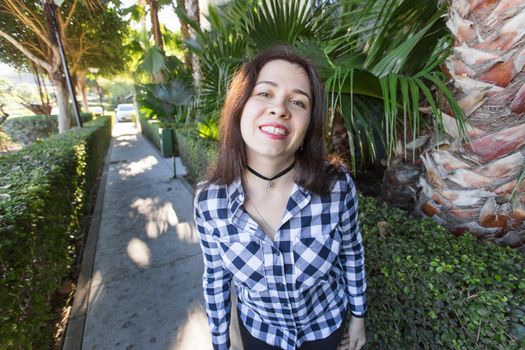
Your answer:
[247,161,296,189]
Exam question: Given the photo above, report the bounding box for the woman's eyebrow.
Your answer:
[255,80,311,102]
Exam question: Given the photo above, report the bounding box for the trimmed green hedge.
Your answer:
[175,128,218,183]
[3,112,94,146]
[139,113,161,151]
[0,116,111,348]
[361,195,525,349]
[138,113,178,158]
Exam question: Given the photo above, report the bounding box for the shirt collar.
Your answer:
[227,177,245,214]
[227,177,311,214]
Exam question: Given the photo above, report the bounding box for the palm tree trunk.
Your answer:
[187,0,201,92]
[149,0,163,52]
[416,0,525,250]
[176,0,192,71]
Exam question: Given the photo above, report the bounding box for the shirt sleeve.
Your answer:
[338,172,367,318]
[194,191,233,350]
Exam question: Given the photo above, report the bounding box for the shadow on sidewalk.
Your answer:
[69,123,242,350]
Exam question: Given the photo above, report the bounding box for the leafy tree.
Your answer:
[0,0,127,132]
[66,4,130,111]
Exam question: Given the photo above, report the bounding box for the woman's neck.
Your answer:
[243,155,296,194]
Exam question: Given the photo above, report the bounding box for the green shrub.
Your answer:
[0,116,111,348]
[3,113,94,146]
[360,195,525,349]
[175,128,218,183]
[139,112,161,151]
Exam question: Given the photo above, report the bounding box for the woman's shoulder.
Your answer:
[326,162,357,196]
[193,179,235,211]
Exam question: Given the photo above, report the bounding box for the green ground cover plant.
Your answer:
[360,195,525,349]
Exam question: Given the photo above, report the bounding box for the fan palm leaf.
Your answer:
[310,0,468,170]
[186,0,467,173]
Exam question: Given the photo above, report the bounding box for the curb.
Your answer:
[62,138,113,350]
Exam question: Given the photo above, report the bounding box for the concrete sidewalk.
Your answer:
[64,122,242,350]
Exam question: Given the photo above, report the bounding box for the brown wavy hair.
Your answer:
[204,44,344,196]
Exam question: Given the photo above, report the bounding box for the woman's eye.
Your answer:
[291,100,306,108]
[257,92,270,97]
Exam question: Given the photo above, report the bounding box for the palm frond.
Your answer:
[316,0,468,168]
[138,45,168,76]
[136,80,193,120]
[186,0,466,171]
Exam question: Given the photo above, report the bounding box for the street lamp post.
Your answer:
[46,0,82,128]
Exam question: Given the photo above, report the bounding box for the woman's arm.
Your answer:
[194,194,233,350]
[338,173,367,349]
[338,173,367,317]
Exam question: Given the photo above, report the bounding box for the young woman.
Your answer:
[193,45,367,350]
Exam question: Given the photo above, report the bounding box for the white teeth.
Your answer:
[260,126,287,136]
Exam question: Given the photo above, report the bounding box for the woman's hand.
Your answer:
[343,316,366,350]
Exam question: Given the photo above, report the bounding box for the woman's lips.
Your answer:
[259,123,289,139]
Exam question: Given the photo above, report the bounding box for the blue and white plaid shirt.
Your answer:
[193,168,367,350]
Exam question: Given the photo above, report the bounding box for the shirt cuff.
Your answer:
[350,311,367,319]
[212,334,230,350]
[212,342,230,350]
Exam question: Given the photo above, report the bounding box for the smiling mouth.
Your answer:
[259,125,289,136]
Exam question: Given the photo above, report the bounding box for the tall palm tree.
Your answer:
[415,0,525,250]
[174,0,192,71]
[148,0,164,52]
[187,0,202,92]
[134,0,172,83]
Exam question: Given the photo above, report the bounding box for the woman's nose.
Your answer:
[269,100,290,118]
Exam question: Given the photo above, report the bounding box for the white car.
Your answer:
[115,103,136,122]
[90,106,104,115]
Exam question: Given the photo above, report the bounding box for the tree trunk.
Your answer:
[31,62,52,115]
[150,0,163,52]
[176,0,192,71]
[79,78,89,112]
[53,78,71,133]
[416,0,525,251]
[45,1,72,132]
[1,1,75,131]
[187,0,201,92]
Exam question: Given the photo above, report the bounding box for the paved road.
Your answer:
[64,122,242,350]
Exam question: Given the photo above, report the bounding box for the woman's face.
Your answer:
[240,59,312,164]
